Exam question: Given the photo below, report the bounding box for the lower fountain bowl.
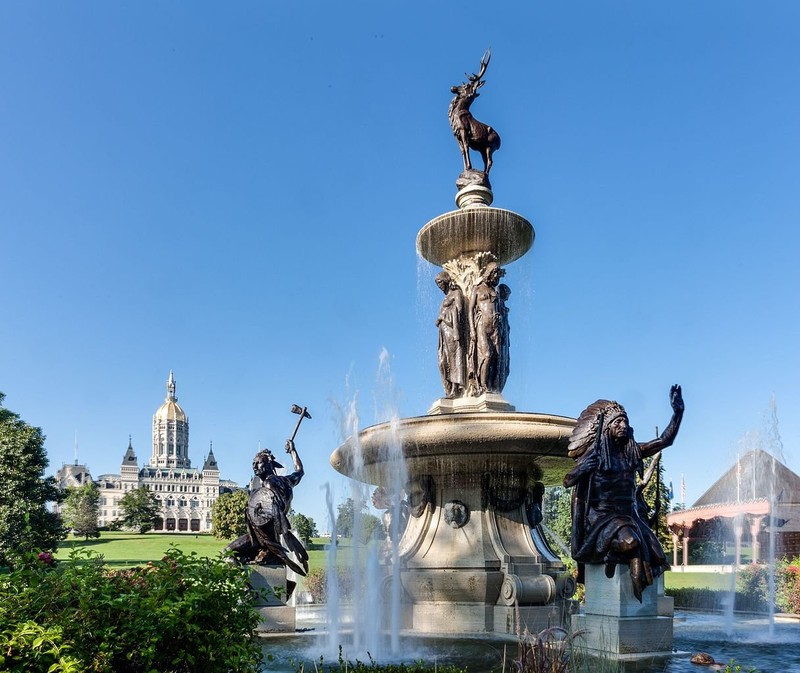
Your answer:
[329,411,575,486]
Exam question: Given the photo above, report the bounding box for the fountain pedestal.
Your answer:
[331,412,578,635]
[573,565,674,657]
[249,565,297,634]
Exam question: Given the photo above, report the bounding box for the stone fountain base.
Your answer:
[572,564,674,657]
[250,565,297,634]
[331,411,578,636]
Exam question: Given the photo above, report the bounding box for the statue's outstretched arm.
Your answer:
[285,439,304,485]
[639,385,684,458]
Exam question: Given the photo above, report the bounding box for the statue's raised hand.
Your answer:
[285,439,296,454]
[670,385,684,414]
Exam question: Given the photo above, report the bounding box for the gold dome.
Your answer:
[154,399,187,422]
[154,371,187,422]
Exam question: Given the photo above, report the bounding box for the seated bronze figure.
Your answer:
[564,385,684,600]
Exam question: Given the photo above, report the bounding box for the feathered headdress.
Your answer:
[567,399,627,460]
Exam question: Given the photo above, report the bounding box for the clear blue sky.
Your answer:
[2,2,799,530]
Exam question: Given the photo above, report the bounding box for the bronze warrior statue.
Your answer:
[226,439,309,576]
[449,50,501,176]
[564,385,684,601]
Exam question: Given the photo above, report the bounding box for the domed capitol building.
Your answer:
[59,372,239,532]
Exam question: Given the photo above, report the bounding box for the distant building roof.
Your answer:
[693,448,800,507]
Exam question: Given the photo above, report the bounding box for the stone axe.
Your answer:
[288,404,312,444]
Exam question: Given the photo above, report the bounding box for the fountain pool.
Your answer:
[260,610,800,673]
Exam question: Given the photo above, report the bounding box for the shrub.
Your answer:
[688,541,725,565]
[302,566,355,603]
[736,563,770,612]
[776,556,800,614]
[666,587,726,611]
[0,546,263,672]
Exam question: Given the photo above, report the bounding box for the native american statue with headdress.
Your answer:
[563,385,684,600]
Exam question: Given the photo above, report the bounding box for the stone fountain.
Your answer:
[330,51,577,635]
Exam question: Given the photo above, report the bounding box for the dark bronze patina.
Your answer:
[449,50,501,179]
[435,271,468,398]
[226,406,312,575]
[564,386,684,601]
[468,261,507,395]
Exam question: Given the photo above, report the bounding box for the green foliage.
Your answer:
[336,497,358,538]
[0,546,263,672]
[640,456,673,554]
[0,621,83,672]
[289,510,319,544]
[0,393,65,565]
[62,482,101,540]
[721,660,759,673]
[736,563,771,612]
[302,566,355,603]
[359,513,383,544]
[665,587,727,610]
[689,540,725,565]
[542,486,572,555]
[775,555,800,614]
[212,489,249,539]
[118,486,160,533]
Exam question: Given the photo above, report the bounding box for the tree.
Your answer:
[118,486,160,534]
[288,510,318,544]
[335,497,383,543]
[360,513,383,544]
[542,486,573,558]
[211,490,248,540]
[336,497,359,538]
[640,456,673,555]
[63,482,100,540]
[0,393,65,564]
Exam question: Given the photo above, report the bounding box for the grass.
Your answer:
[57,533,735,594]
[55,532,349,571]
[56,531,231,566]
[665,571,735,591]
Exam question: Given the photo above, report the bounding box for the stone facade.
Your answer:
[66,371,239,532]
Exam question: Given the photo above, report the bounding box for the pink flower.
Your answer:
[37,552,55,567]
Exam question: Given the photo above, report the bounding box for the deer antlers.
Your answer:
[467,49,491,84]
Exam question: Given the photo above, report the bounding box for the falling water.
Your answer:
[323,352,409,659]
[323,483,341,652]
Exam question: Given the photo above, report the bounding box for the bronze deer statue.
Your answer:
[449,50,501,175]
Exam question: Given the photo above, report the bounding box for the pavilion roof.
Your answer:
[692,448,800,507]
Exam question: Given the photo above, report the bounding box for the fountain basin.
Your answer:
[329,412,575,486]
[416,207,534,266]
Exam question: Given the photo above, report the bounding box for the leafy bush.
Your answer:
[776,556,800,614]
[0,621,82,672]
[0,546,263,672]
[736,563,770,612]
[302,566,355,603]
[666,587,727,611]
[688,541,725,565]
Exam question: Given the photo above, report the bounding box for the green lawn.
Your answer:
[664,571,736,590]
[56,532,343,571]
[56,531,231,566]
[59,534,733,592]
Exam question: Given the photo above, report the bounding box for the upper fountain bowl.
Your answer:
[329,411,575,487]
[416,207,534,266]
